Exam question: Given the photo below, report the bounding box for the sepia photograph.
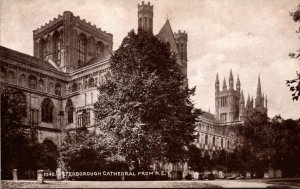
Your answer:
[0,0,299,188]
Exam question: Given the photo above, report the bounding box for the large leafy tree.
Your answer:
[187,144,204,172]
[287,4,300,100]
[60,129,118,172]
[1,85,58,179]
[1,86,38,179]
[94,30,200,169]
[270,117,300,177]
[234,110,300,177]
[235,109,274,177]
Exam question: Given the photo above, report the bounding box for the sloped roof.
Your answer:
[0,46,61,72]
[200,111,216,122]
[156,19,182,65]
[83,53,111,68]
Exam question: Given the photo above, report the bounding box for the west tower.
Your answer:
[215,70,241,123]
[216,71,268,123]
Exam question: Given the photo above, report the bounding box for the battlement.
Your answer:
[33,14,64,34]
[174,30,188,40]
[138,1,153,12]
[33,11,112,40]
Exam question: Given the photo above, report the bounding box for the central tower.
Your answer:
[33,11,113,73]
[138,1,153,33]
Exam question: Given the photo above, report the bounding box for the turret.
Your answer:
[255,75,263,108]
[215,73,220,95]
[239,90,245,104]
[239,90,245,120]
[174,30,188,61]
[246,94,250,107]
[262,94,265,108]
[222,77,227,91]
[229,69,234,90]
[236,75,241,92]
[138,1,153,33]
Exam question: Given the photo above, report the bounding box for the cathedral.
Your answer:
[194,70,268,156]
[0,1,268,178]
[0,1,190,176]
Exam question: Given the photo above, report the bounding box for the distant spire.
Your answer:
[215,73,219,84]
[222,77,227,90]
[215,73,220,95]
[246,94,250,107]
[257,74,262,97]
[229,69,233,81]
[239,90,245,119]
[255,74,263,108]
[236,75,241,90]
[229,69,234,90]
[240,90,244,103]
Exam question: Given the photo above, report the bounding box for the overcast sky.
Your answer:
[1,0,299,119]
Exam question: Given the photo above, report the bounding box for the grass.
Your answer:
[1,180,222,188]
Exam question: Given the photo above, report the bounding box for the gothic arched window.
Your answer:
[96,42,104,57]
[88,77,95,87]
[72,83,78,92]
[88,37,96,56]
[53,31,62,65]
[139,18,142,29]
[66,99,74,124]
[55,83,61,95]
[19,74,26,87]
[213,136,215,146]
[149,18,152,30]
[28,75,37,89]
[166,42,171,50]
[180,43,184,59]
[39,38,46,60]
[38,79,45,91]
[48,82,54,93]
[205,135,208,145]
[7,70,15,83]
[221,138,224,148]
[78,34,87,63]
[43,36,51,60]
[41,98,54,123]
[95,78,98,87]
[1,67,6,82]
[144,17,148,29]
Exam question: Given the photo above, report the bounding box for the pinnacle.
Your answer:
[229,69,233,81]
[222,77,227,90]
[215,73,219,84]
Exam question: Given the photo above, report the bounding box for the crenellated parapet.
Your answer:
[138,1,153,33]
[138,1,153,12]
[174,30,188,41]
[32,11,113,73]
[33,11,112,41]
[72,14,113,41]
[33,14,64,37]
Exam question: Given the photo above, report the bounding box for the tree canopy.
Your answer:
[94,30,201,169]
[287,4,300,100]
[232,109,300,177]
[1,86,41,179]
